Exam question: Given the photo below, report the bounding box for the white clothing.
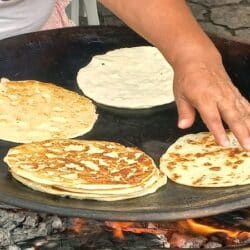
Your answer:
[0,0,55,40]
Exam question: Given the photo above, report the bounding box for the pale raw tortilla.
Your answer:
[160,131,250,187]
[77,46,174,109]
[0,79,97,143]
[4,139,167,201]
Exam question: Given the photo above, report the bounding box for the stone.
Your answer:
[7,246,21,250]
[2,221,17,231]
[0,210,25,227]
[23,213,38,227]
[188,3,208,21]
[51,216,63,230]
[235,29,250,43]
[0,228,12,246]
[204,241,223,248]
[211,6,250,29]
[188,0,242,6]
[199,22,235,40]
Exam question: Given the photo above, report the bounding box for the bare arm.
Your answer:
[99,0,218,65]
[100,0,250,150]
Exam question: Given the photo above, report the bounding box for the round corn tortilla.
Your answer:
[0,79,97,143]
[4,139,167,201]
[77,46,174,109]
[11,172,167,201]
[160,131,250,187]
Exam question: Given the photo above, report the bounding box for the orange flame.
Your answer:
[105,222,133,239]
[70,217,250,243]
[179,219,250,239]
[105,221,173,240]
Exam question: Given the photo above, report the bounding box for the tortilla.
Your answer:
[0,79,97,143]
[11,172,166,201]
[160,131,250,187]
[77,46,174,109]
[4,139,167,201]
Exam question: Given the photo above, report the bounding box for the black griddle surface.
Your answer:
[0,26,249,221]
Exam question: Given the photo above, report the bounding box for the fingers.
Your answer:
[197,102,229,147]
[196,95,250,150]
[175,97,196,129]
[173,60,250,150]
[219,97,250,150]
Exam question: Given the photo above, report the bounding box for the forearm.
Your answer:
[99,0,221,67]
[100,0,250,150]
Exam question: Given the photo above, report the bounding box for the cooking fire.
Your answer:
[0,204,249,249]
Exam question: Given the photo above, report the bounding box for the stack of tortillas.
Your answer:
[4,139,167,201]
[160,131,250,187]
[0,79,97,143]
[77,46,174,109]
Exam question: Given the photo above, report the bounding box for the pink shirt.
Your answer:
[0,0,73,40]
[42,0,74,30]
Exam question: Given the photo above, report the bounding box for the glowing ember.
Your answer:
[105,221,174,240]
[71,218,87,233]
[70,216,250,246]
[105,219,250,242]
[105,222,133,239]
[178,219,250,239]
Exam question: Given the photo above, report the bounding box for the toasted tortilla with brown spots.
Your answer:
[4,139,167,201]
[160,131,250,187]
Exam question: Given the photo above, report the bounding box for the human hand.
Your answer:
[173,54,250,150]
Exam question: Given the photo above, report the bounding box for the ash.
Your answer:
[0,203,249,250]
[0,204,66,249]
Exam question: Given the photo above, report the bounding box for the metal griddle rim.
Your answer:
[0,193,249,221]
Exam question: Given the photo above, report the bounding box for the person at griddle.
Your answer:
[0,0,249,150]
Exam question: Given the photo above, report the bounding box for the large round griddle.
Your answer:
[0,26,249,221]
